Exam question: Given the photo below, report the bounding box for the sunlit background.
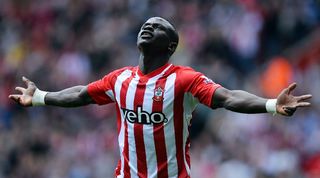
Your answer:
[0,0,320,178]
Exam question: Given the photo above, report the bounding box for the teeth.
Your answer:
[143,33,151,37]
[141,32,152,38]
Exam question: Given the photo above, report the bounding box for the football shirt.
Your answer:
[88,63,221,178]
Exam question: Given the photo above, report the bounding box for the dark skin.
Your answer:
[9,17,312,116]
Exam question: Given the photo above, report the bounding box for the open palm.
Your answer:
[276,83,312,116]
[9,77,37,107]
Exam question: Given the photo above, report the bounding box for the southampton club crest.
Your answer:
[201,76,214,84]
[153,87,164,102]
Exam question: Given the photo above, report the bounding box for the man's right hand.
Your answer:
[9,76,37,107]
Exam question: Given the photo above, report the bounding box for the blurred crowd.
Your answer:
[0,0,320,178]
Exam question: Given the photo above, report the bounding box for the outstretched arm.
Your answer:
[211,83,312,116]
[9,77,95,107]
[45,85,94,107]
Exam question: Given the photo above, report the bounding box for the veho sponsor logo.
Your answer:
[121,106,167,124]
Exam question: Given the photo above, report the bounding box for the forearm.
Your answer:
[45,86,94,107]
[223,90,267,113]
[51,86,84,94]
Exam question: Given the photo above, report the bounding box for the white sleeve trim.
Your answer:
[266,99,277,115]
[32,89,48,106]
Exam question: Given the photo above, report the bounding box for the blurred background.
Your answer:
[0,0,320,177]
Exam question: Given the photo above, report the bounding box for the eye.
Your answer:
[153,24,165,30]
[158,26,165,30]
[152,24,159,28]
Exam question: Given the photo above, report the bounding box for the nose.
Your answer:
[143,24,154,32]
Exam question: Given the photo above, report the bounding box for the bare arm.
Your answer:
[212,88,267,113]
[45,86,94,107]
[9,77,95,107]
[212,83,312,116]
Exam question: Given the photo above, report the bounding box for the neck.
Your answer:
[139,53,169,74]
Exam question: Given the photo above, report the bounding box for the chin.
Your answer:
[137,40,153,50]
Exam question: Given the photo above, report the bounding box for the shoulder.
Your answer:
[172,65,202,78]
[168,65,205,91]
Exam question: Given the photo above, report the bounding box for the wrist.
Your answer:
[32,88,48,106]
[266,99,277,115]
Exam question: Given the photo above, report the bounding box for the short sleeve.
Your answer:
[185,70,221,107]
[87,70,119,105]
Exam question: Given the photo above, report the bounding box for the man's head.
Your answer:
[137,17,179,57]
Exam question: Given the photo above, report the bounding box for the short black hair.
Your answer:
[169,27,179,44]
[163,18,179,45]
[159,17,179,55]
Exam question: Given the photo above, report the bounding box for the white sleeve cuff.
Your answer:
[32,89,48,106]
[266,99,277,115]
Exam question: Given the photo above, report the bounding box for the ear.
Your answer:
[168,42,178,53]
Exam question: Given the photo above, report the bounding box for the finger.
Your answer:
[287,83,297,95]
[281,109,291,116]
[283,107,296,115]
[15,86,26,93]
[296,102,311,107]
[22,76,32,86]
[296,94,312,101]
[283,106,296,111]
[284,110,294,116]
[8,94,21,103]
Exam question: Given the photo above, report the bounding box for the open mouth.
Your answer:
[140,31,153,39]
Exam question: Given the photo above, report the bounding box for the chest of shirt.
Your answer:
[117,75,176,108]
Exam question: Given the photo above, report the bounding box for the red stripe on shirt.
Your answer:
[152,77,168,178]
[174,77,189,178]
[120,75,134,178]
[134,78,148,178]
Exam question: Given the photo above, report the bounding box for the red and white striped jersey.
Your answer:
[87,63,221,178]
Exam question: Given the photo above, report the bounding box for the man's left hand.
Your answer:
[276,83,312,116]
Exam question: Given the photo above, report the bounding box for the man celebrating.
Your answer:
[9,17,312,178]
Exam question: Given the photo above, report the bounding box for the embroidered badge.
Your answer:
[201,76,214,84]
[153,87,164,102]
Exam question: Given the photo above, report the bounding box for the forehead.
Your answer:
[144,17,173,28]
